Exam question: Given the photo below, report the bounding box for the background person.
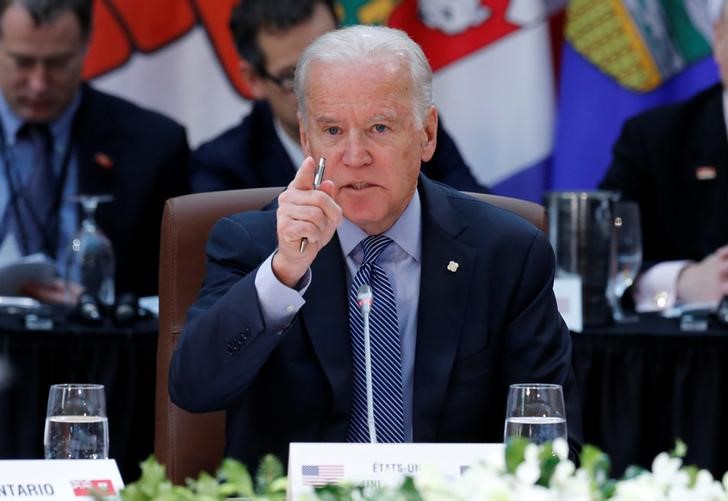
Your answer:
[0,0,189,303]
[189,0,489,195]
[599,2,728,311]
[170,24,581,470]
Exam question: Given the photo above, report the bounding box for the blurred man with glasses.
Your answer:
[190,0,489,194]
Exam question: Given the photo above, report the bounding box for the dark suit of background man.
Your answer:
[599,3,728,312]
[170,24,582,470]
[0,0,189,304]
[190,0,489,195]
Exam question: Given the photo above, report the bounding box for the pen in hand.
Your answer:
[299,157,326,253]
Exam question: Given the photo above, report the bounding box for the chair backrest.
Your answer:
[154,188,546,484]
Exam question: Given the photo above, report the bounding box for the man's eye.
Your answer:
[46,56,71,69]
[13,57,34,69]
[325,127,340,135]
[373,124,388,133]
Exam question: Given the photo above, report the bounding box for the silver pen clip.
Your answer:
[299,157,326,253]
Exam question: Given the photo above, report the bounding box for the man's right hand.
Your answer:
[677,244,728,303]
[272,157,342,288]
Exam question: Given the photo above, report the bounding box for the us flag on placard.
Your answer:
[301,464,345,486]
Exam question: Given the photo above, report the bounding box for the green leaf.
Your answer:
[255,455,286,494]
[538,454,560,487]
[505,437,529,474]
[187,471,222,498]
[671,439,687,458]
[684,465,700,487]
[218,458,255,497]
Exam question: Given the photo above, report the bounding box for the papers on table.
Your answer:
[0,235,55,296]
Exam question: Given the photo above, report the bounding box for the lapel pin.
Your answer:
[94,152,114,170]
[447,261,459,273]
[695,165,716,180]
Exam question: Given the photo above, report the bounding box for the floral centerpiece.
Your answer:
[119,440,728,500]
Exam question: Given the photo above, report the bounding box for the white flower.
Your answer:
[651,452,687,489]
[612,473,664,501]
[553,437,569,461]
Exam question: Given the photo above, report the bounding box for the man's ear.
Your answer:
[420,105,438,162]
[239,59,268,100]
[298,110,312,157]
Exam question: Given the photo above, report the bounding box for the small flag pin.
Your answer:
[447,261,459,273]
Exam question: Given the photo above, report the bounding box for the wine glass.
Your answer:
[65,195,115,307]
[607,201,642,323]
[44,383,109,459]
[504,383,567,445]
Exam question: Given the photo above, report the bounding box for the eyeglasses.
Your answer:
[258,66,296,93]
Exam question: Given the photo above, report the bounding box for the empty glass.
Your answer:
[607,201,642,323]
[44,383,109,459]
[65,195,115,307]
[504,383,567,445]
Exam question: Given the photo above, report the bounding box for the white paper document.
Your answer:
[0,236,55,296]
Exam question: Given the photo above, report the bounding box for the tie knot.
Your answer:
[360,234,392,265]
[18,122,53,152]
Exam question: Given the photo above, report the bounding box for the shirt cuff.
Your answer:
[254,251,310,332]
[633,260,691,312]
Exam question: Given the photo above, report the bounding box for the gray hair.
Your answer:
[294,25,433,126]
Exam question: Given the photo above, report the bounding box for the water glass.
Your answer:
[504,383,567,444]
[608,201,643,323]
[65,195,115,307]
[44,383,109,459]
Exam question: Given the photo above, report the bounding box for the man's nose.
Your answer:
[26,64,50,93]
[341,132,372,167]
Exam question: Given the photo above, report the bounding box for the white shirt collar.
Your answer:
[273,117,305,169]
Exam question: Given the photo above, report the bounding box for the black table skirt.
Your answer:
[572,315,728,478]
[0,309,157,482]
[2,308,727,483]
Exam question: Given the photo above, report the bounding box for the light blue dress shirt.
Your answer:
[255,191,422,441]
[0,91,81,276]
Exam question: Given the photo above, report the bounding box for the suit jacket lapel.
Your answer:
[75,85,116,196]
[686,85,728,248]
[413,177,476,441]
[300,235,353,430]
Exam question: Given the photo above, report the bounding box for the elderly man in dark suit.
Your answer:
[599,3,728,312]
[170,24,581,471]
[190,0,489,195]
[0,0,189,303]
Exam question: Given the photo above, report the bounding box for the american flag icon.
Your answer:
[301,464,345,486]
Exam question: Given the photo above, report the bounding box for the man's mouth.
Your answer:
[346,183,374,190]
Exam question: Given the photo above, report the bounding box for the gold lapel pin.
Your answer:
[447,261,459,273]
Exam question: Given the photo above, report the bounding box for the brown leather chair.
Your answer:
[154,187,546,484]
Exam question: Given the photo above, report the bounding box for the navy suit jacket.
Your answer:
[170,175,582,470]
[72,84,190,297]
[190,101,490,193]
[599,84,728,269]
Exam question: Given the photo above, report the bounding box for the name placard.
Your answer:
[287,442,503,500]
[553,275,583,332]
[0,460,123,500]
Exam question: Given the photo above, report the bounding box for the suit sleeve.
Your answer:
[168,216,287,412]
[501,230,584,457]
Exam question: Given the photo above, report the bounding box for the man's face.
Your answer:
[253,3,336,138]
[0,4,86,123]
[300,58,438,235]
[715,10,728,85]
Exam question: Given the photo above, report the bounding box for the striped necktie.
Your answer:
[347,234,405,443]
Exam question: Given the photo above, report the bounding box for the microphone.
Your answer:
[114,293,138,326]
[356,284,377,443]
[78,292,102,325]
